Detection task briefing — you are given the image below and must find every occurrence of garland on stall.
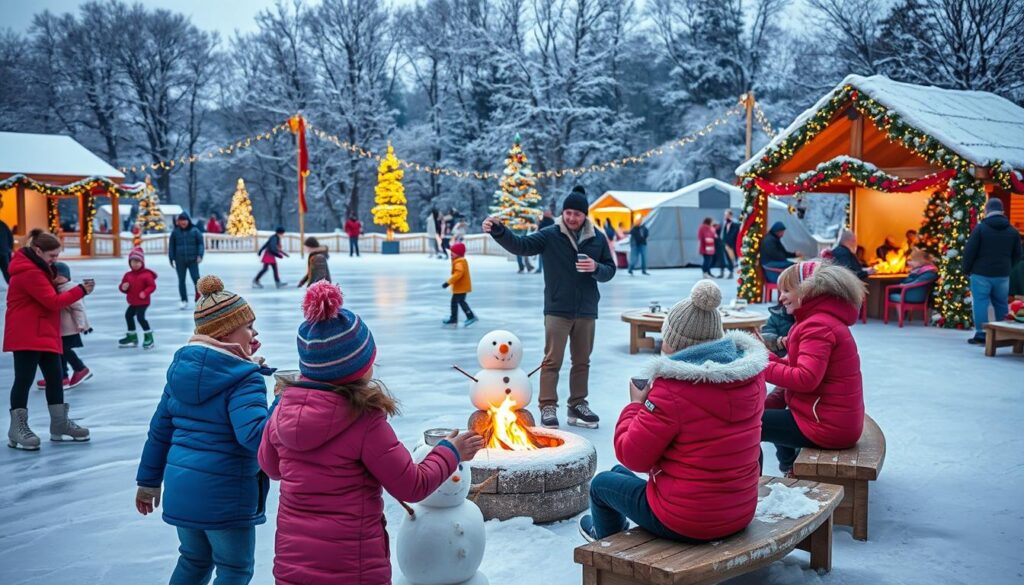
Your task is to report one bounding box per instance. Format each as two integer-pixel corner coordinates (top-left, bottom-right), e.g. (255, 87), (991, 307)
(990, 161), (1024, 194)
(738, 82), (997, 328)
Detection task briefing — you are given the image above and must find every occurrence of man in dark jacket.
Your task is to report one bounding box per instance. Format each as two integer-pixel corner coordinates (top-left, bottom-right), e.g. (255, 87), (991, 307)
(718, 210), (740, 279)
(483, 186), (615, 429)
(0, 219), (13, 283)
(760, 221), (800, 282)
(963, 198), (1022, 344)
(829, 229), (871, 281)
(628, 216), (649, 276)
(169, 212), (205, 309)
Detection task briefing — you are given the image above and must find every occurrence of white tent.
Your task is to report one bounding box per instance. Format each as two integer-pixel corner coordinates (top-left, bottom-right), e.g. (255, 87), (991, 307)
(615, 178), (818, 268)
(159, 204), (184, 223)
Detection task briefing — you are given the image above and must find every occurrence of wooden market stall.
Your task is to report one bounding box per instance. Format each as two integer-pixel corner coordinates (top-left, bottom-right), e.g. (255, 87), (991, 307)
(0, 132), (143, 257)
(735, 74), (1024, 328)
(589, 190), (679, 231)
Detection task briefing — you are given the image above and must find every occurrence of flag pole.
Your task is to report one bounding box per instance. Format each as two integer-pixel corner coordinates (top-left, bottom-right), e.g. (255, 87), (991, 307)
(297, 115), (306, 259)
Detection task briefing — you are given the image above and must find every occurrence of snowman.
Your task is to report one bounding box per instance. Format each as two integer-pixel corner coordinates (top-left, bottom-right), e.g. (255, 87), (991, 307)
(454, 330), (538, 439)
(396, 443), (489, 585)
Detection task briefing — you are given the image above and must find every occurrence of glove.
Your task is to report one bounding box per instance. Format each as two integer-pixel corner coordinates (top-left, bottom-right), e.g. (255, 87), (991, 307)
(119, 282), (130, 292)
(170, 259), (175, 268)
(196, 256), (203, 264)
(82, 328), (93, 335)
(442, 282), (450, 289)
(136, 486), (162, 515)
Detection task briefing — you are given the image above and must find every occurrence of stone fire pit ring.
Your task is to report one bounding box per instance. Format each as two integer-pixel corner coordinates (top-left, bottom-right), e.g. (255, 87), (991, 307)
(467, 428), (597, 523)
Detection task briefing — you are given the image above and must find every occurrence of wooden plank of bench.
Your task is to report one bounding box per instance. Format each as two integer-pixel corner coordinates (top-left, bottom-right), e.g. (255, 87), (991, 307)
(855, 416), (885, 480)
(815, 450), (839, 477)
(575, 529), (659, 571)
(835, 446), (860, 480)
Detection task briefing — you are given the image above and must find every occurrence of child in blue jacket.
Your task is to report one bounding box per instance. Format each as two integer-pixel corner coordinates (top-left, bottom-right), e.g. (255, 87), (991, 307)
(135, 275), (275, 585)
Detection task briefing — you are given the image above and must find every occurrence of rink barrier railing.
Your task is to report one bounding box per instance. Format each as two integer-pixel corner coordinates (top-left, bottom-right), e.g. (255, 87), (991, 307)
(59, 232), (514, 258)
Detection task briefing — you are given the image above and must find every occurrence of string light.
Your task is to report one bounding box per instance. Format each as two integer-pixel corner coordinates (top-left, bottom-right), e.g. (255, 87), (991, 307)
(117, 123), (290, 175)
(753, 102), (777, 138)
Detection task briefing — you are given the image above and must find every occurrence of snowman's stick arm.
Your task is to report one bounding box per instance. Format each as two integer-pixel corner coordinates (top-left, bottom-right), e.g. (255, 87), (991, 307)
(398, 500), (416, 519)
(528, 364), (542, 377)
(452, 365), (478, 382)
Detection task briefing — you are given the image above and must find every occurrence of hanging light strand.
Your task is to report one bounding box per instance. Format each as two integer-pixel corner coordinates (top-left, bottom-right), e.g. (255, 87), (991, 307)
(117, 122), (291, 175)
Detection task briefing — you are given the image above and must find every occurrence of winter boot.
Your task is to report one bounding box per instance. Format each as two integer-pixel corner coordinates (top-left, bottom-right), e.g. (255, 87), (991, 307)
(540, 405), (559, 428)
(727, 269), (733, 279)
(67, 368), (93, 389)
(8, 409), (40, 451)
(464, 316), (479, 327)
(118, 332), (138, 348)
(37, 377), (70, 389)
(179, 300), (188, 310)
(48, 403), (90, 443)
(252, 279), (264, 289)
(143, 331), (155, 350)
(275, 281), (289, 289)
(441, 317), (458, 327)
(567, 402), (600, 429)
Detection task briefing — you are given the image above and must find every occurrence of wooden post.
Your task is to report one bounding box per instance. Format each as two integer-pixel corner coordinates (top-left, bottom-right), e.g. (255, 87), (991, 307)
(744, 92), (755, 161)
(78, 193), (92, 257)
(296, 117), (306, 259)
(111, 189), (121, 257)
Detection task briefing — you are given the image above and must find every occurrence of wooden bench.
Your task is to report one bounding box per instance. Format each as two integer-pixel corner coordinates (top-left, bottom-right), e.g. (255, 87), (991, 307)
(792, 414), (886, 541)
(983, 321), (1024, 357)
(574, 477), (843, 585)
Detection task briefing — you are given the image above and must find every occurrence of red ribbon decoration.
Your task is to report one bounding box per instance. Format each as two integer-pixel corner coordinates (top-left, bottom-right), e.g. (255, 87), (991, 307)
(736, 195), (761, 256)
(289, 115), (310, 214)
(1010, 170), (1024, 193)
(755, 168), (956, 196)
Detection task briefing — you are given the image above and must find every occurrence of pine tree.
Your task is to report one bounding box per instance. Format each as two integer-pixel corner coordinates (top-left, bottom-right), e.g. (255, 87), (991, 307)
(371, 143), (409, 239)
(918, 188), (944, 257)
(490, 134), (543, 232)
(226, 178), (257, 236)
(135, 175), (166, 234)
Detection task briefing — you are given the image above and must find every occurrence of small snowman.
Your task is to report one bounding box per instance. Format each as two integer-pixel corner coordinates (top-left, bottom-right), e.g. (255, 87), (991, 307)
(454, 330), (538, 441)
(396, 441), (489, 585)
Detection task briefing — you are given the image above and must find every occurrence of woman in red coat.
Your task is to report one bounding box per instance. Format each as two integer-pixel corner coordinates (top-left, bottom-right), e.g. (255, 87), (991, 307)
(761, 260), (866, 474)
(579, 280), (768, 542)
(698, 217), (717, 279)
(5, 229), (94, 450)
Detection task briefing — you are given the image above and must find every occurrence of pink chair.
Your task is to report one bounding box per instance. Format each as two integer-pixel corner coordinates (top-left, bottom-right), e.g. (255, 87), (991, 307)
(762, 266), (785, 303)
(857, 293), (868, 324)
(884, 281), (935, 327)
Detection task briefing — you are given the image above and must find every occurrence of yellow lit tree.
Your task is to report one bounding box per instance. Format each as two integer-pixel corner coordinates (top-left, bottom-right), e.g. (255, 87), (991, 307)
(491, 133), (543, 231)
(226, 178), (257, 236)
(371, 143), (409, 239)
(136, 175), (166, 233)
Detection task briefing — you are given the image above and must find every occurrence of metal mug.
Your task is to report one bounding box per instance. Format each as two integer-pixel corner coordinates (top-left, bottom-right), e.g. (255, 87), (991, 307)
(424, 428), (456, 446)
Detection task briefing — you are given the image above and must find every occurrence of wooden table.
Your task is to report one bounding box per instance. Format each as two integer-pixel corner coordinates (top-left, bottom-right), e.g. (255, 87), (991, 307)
(983, 321), (1024, 357)
(621, 309), (768, 354)
(866, 274), (907, 320)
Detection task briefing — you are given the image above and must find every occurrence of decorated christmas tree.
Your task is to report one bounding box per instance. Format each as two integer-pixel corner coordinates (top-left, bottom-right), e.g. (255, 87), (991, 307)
(491, 134), (543, 232)
(135, 176), (166, 234)
(917, 188), (945, 257)
(226, 178), (257, 236)
(370, 143), (409, 239)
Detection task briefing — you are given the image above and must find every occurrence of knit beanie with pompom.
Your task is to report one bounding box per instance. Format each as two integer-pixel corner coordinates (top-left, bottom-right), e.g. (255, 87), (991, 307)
(193, 275), (256, 338)
(662, 280), (724, 352)
(297, 281), (376, 384)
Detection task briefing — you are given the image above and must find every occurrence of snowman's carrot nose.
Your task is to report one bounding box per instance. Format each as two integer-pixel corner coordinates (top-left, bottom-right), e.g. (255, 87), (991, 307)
(452, 475), (461, 482)
(499, 344), (509, 354)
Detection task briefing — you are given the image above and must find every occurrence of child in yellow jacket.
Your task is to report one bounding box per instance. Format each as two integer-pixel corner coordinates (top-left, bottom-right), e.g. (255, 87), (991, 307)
(441, 242), (478, 327)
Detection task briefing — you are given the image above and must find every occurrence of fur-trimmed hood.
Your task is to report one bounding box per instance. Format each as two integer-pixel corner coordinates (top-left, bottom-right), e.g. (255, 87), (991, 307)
(642, 330), (768, 385)
(555, 216), (597, 251)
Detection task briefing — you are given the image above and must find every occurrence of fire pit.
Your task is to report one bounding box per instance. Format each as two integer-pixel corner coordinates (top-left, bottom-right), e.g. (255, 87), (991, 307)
(468, 427), (596, 523)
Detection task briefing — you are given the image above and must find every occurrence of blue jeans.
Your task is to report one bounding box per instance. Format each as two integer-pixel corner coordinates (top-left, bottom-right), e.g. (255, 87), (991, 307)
(349, 236), (360, 256)
(970, 274), (1009, 335)
(629, 244), (647, 274)
(175, 260), (201, 302)
(171, 527), (255, 585)
(589, 465), (706, 542)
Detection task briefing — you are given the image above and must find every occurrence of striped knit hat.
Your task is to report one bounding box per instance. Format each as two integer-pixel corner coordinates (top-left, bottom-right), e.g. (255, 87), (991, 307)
(194, 275), (256, 338)
(129, 246), (145, 265)
(298, 282), (376, 384)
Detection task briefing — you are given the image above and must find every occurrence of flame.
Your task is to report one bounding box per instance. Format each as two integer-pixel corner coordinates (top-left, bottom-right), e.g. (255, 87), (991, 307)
(486, 396), (538, 451)
(872, 249), (908, 275)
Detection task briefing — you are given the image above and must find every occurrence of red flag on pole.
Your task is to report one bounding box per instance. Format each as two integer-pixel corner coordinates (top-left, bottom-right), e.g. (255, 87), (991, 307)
(289, 115), (309, 214)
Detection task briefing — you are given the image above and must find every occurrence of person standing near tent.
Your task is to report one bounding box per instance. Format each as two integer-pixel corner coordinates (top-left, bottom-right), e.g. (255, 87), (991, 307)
(761, 221), (800, 282)
(628, 216), (649, 276)
(0, 218), (13, 284)
(698, 218), (717, 279)
(962, 198), (1022, 345)
(719, 210), (739, 279)
(483, 187), (615, 429)
(169, 212), (204, 310)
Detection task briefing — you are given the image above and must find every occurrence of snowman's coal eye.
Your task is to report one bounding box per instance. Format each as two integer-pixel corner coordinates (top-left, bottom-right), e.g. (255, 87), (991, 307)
(503, 376), (510, 383)
(508, 341), (513, 345)
(458, 464), (463, 471)
(492, 341), (497, 346)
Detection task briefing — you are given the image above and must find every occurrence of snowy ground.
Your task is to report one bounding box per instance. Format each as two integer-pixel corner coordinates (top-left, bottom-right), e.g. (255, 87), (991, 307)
(0, 253), (1021, 585)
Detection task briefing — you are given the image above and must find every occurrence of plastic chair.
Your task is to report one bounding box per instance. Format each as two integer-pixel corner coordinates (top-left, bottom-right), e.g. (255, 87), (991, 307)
(857, 293), (868, 324)
(883, 281), (935, 327)
(762, 266), (785, 303)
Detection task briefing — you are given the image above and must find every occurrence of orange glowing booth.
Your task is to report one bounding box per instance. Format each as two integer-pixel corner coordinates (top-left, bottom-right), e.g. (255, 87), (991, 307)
(0, 132), (144, 257)
(589, 190), (679, 234)
(735, 75), (1024, 329)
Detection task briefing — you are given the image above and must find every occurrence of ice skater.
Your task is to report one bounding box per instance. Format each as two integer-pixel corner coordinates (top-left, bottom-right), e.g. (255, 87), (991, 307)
(118, 247), (158, 350)
(253, 226), (289, 288)
(297, 236), (331, 287)
(441, 242), (478, 327)
(135, 275), (274, 584)
(35, 262), (93, 390)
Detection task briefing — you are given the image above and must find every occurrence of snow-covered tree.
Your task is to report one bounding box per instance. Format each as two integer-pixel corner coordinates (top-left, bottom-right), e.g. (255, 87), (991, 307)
(491, 134), (543, 232)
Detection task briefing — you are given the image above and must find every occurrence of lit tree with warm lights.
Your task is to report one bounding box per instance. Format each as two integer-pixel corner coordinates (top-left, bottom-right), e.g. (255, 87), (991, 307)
(371, 143), (409, 239)
(491, 134), (543, 232)
(917, 189), (944, 257)
(226, 178), (257, 236)
(135, 175), (166, 234)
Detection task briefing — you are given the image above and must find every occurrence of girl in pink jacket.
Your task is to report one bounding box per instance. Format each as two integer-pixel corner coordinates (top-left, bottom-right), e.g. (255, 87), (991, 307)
(258, 282), (483, 585)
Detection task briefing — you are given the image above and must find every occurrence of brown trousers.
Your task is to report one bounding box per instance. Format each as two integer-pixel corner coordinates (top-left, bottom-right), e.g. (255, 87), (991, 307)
(540, 315), (596, 408)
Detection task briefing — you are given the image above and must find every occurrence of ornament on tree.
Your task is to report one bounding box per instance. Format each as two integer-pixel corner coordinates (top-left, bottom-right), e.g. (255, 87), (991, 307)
(135, 176), (166, 234)
(490, 134), (543, 233)
(226, 178), (257, 236)
(371, 143), (409, 240)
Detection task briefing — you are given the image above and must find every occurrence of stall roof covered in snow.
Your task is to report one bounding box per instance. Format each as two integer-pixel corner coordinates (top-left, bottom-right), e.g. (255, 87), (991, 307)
(0, 132), (124, 180)
(736, 74), (1024, 175)
(159, 204), (183, 217)
(593, 190), (680, 211)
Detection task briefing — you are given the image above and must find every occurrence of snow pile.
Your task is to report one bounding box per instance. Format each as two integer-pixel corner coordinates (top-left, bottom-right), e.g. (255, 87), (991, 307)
(755, 484), (821, 523)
